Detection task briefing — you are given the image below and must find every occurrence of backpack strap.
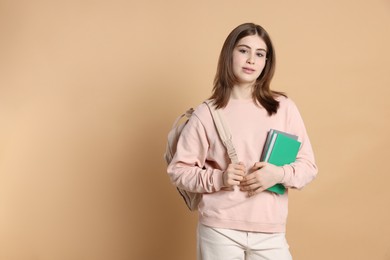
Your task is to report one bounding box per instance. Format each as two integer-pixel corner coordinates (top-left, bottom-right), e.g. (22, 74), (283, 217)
(204, 100), (239, 164)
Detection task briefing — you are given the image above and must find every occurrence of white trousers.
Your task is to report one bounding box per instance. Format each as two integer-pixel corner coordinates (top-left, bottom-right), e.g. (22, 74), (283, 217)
(197, 223), (292, 260)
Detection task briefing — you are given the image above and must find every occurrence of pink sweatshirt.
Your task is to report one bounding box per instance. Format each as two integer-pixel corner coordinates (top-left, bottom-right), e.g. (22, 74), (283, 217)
(167, 96), (318, 233)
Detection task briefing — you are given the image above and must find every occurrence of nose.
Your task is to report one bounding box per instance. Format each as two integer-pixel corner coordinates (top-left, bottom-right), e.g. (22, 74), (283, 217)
(247, 56), (255, 65)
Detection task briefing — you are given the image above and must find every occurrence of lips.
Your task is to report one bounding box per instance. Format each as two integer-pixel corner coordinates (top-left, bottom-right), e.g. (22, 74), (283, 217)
(242, 67), (256, 74)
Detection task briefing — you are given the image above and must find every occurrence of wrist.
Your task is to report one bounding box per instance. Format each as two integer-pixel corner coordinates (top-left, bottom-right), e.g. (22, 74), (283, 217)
(277, 167), (285, 183)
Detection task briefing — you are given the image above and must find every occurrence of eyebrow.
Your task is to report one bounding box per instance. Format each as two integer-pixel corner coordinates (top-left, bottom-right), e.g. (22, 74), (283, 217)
(236, 44), (267, 52)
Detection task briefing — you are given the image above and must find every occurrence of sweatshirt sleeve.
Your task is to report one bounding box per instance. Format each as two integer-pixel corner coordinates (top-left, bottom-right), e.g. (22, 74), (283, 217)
(280, 99), (318, 189)
(167, 112), (225, 193)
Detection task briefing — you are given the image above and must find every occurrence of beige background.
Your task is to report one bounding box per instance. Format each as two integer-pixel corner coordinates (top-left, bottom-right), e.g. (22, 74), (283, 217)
(0, 0), (389, 259)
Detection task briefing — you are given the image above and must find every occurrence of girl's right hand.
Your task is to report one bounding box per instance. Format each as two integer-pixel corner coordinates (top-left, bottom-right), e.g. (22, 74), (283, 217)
(222, 162), (246, 188)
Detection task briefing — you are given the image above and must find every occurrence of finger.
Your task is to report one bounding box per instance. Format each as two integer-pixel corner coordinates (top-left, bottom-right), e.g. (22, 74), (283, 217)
(248, 186), (266, 197)
(233, 174), (245, 181)
(240, 185), (254, 191)
(241, 178), (257, 186)
(226, 174), (241, 185)
(252, 187), (267, 196)
(253, 161), (267, 169)
(240, 182), (261, 191)
(243, 173), (256, 181)
(229, 180), (241, 186)
(231, 177), (244, 185)
(233, 164), (246, 172)
(228, 170), (244, 179)
(231, 169), (246, 178)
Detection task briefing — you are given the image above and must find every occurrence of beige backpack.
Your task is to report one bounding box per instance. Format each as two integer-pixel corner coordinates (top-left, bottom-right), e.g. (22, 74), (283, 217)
(164, 101), (238, 211)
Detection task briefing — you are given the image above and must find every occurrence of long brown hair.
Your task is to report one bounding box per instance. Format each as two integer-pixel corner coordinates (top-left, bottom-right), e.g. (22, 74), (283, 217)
(210, 23), (285, 115)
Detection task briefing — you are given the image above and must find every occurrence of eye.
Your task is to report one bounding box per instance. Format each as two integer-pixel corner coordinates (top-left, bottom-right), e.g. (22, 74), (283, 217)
(238, 49), (248, 54)
(256, 52), (265, 58)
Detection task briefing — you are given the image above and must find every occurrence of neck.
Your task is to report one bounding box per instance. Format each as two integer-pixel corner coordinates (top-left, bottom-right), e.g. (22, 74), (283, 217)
(231, 83), (253, 100)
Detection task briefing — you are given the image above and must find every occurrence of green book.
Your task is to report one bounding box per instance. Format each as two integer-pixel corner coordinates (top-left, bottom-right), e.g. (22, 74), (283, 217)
(261, 130), (301, 195)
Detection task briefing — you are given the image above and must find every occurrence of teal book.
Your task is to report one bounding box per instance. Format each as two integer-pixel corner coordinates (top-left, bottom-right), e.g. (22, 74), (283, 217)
(261, 130), (301, 195)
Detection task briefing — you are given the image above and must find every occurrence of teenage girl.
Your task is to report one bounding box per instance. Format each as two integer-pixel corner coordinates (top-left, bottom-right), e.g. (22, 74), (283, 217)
(167, 22), (318, 260)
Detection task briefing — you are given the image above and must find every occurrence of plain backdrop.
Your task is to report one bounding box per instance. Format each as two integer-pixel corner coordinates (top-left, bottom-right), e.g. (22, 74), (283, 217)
(1, 0), (390, 259)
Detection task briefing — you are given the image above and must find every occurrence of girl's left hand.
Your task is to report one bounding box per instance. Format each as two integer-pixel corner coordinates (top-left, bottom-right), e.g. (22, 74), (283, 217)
(240, 162), (284, 196)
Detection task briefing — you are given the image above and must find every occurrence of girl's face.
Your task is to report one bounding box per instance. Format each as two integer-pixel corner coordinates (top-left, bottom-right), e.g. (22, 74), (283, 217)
(232, 34), (267, 88)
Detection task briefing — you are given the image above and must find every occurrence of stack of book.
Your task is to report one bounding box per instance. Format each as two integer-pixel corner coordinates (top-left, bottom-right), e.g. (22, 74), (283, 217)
(260, 129), (301, 195)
